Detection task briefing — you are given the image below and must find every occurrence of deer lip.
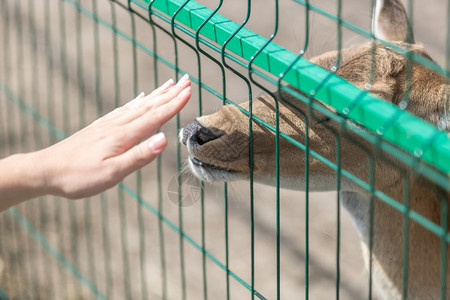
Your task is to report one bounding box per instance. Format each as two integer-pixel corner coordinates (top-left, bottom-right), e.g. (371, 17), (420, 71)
(190, 156), (234, 172)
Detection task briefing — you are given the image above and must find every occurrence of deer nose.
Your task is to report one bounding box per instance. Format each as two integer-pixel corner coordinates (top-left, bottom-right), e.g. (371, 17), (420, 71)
(182, 120), (220, 146)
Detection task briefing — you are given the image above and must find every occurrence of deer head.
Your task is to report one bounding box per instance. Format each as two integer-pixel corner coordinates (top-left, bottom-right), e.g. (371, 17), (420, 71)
(181, 0), (449, 298)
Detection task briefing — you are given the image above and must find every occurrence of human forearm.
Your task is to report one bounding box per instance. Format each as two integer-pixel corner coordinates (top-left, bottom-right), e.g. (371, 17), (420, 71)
(0, 151), (49, 211)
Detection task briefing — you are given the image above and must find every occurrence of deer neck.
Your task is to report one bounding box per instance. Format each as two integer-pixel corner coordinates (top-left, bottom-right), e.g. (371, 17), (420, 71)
(342, 176), (449, 299)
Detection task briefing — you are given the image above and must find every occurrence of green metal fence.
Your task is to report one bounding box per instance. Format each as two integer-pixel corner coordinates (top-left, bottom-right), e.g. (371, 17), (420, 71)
(0, 0), (449, 299)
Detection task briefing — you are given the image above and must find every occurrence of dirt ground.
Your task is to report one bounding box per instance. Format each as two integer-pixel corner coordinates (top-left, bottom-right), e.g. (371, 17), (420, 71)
(0, 0), (446, 299)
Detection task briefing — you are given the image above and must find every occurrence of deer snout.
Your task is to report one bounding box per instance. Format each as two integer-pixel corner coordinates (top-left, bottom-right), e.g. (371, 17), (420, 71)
(181, 120), (221, 147)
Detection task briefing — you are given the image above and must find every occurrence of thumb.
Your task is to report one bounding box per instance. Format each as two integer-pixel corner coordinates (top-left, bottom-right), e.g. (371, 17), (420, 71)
(117, 132), (167, 176)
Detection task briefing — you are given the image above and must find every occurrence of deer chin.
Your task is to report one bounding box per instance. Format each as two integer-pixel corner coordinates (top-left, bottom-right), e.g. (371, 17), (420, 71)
(187, 156), (244, 182)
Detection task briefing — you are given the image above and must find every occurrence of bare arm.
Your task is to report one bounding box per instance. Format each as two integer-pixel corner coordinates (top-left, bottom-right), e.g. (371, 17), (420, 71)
(0, 75), (191, 211)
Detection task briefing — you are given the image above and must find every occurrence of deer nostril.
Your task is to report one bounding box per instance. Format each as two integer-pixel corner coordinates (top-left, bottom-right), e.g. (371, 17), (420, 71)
(182, 120), (221, 146)
(195, 126), (219, 145)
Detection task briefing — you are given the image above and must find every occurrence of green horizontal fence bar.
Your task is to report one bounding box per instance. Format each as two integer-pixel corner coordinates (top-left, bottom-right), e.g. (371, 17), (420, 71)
(134, 0), (450, 177)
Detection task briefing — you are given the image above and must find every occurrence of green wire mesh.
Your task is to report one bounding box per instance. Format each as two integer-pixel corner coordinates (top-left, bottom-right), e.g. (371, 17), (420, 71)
(0, 0), (449, 299)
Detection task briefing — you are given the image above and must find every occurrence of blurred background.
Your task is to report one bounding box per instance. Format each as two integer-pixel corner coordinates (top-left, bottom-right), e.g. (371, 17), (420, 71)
(0, 0), (446, 299)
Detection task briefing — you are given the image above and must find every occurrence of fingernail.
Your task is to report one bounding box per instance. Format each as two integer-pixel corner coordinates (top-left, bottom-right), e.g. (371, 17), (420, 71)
(137, 92), (145, 98)
(148, 132), (166, 152)
(159, 78), (174, 91)
(176, 74), (189, 86)
(178, 86), (191, 98)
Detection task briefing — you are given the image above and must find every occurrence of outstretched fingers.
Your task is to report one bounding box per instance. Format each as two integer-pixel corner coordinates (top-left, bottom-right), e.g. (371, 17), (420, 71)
(124, 78), (175, 110)
(126, 82), (192, 142)
(108, 75), (190, 125)
(110, 79), (191, 176)
(143, 74), (190, 109)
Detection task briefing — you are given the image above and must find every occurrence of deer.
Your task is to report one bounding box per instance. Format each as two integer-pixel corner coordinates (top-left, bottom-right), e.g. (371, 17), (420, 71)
(180, 0), (449, 298)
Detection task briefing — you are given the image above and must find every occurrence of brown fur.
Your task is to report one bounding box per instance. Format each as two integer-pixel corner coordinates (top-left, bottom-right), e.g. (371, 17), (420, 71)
(181, 0), (449, 298)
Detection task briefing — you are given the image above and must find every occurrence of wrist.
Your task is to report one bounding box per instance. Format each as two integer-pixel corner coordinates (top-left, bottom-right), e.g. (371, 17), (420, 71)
(28, 149), (56, 197)
(17, 151), (50, 197)
(0, 151), (49, 211)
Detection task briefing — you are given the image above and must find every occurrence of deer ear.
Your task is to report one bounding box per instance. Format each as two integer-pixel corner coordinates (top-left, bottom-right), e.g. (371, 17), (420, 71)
(372, 0), (414, 43)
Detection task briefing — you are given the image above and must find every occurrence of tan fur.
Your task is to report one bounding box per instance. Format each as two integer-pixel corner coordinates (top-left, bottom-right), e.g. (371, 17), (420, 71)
(181, 0), (449, 298)
(373, 0), (414, 42)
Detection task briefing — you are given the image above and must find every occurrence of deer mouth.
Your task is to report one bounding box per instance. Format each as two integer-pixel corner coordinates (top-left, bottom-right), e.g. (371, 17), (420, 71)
(188, 156), (241, 182)
(180, 120), (245, 182)
(190, 156), (231, 171)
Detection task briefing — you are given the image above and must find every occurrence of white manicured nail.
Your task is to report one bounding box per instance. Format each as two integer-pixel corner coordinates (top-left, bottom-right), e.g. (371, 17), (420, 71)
(178, 86), (191, 98)
(159, 78), (174, 91)
(148, 132), (166, 152)
(176, 74), (189, 86)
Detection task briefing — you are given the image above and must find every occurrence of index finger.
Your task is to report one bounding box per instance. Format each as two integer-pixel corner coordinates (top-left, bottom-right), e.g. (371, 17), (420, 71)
(125, 85), (192, 144)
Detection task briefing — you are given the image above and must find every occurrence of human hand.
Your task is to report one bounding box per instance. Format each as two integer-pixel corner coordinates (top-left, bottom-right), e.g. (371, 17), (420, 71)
(37, 75), (191, 199)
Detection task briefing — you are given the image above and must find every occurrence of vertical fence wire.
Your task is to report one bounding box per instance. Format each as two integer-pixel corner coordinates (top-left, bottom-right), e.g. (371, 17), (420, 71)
(445, 0), (450, 129)
(334, 1), (343, 298)
(46, 0), (68, 296)
(367, 156), (375, 300)
(247, 0), (281, 298)
(0, 0), (13, 299)
(368, 1), (377, 296)
(100, 1), (115, 298)
(402, 174), (411, 298)
(399, 0), (414, 111)
(126, 3), (150, 297)
(146, 2), (169, 298)
(178, 1), (213, 297)
(170, 4), (187, 299)
(276, 2), (310, 298)
(442, 4), (450, 299)
(113, 1), (132, 298)
(14, 1), (39, 297)
(440, 192), (448, 300)
(218, 3), (254, 298)
(193, 2), (231, 299)
(92, 6), (105, 290)
(106, 2), (121, 298)
(307, 79), (340, 300)
(1, 1), (27, 298)
(29, 0), (52, 295)
(83, 0), (99, 292)
(84, 0), (98, 294)
(14, 0), (25, 152)
(57, 0), (85, 295)
(65, 0), (83, 288)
